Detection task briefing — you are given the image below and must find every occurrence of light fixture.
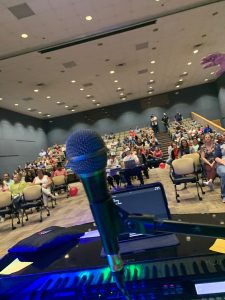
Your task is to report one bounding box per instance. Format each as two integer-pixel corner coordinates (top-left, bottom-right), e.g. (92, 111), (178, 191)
(204, 78), (209, 82)
(71, 109), (75, 112)
(86, 94), (91, 98)
(38, 111), (42, 114)
(148, 91), (153, 94)
(85, 15), (93, 21)
(183, 71), (188, 75)
(65, 105), (69, 108)
(21, 33), (28, 39)
(110, 70), (115, 74)
(96, 103), (100, 106)
(193, 49), (199, 54)
(56, 101), (61, 104)
(0, 97), (2, 100)
(210, 71), (215, 75)
(179, 78), (183, 82)
(149, 79), (154, 83)
(150, 71), (154, 74)
(187, 62), (192, 65)
(27, 108), (32, 111)
(119, 92), (124, 96)
(64, 254), (69, 259)
(46, 96), (51, 99)
(114, 79), (118, 83)
(70, 80), (76, 83)
(34, 89), (39, 92)
(176, 85), (180, 88)
(14, 103), (19, 106)
(92, 99), (96, 102)
(47, 114), (51, 117)
(80, 88), (84, 91)
(150, 60), (156, 64)
(149, 86), (153, 89)
(121, 97), (126, 100)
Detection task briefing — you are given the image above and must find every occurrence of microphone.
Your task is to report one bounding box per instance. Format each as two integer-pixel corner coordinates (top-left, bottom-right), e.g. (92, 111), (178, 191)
(66, 129), (130, 299)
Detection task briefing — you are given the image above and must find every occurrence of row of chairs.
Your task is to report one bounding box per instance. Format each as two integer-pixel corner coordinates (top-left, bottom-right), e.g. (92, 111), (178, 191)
(0, 175), (70, 230)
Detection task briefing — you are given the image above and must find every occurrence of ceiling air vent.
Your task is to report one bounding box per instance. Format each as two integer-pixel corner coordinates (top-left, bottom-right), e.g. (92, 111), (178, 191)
(62, 61), (77, 68)
(22, 97), (33, 101)
(83, 82), (93, 87)
(138, 69), (148, 74)
(8, 3), (35, 19)
(116, 63), (126, 67)
(136, 42), (149, 51)
(36, 83), (46, 87)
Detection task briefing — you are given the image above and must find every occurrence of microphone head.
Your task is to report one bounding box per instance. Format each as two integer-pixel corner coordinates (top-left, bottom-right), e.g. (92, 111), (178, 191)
(66, 129), (107, 175)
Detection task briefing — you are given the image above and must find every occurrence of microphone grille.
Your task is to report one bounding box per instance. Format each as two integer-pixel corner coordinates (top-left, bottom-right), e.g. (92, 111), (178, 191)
(66, 129), (107, 174)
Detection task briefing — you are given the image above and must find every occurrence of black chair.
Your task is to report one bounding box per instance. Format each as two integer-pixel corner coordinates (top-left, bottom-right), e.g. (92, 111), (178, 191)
(170, 158), (204, 203)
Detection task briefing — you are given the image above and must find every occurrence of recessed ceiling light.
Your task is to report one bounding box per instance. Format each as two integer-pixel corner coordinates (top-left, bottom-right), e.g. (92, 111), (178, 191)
(204, 78), (209, 82)
(114, 79), (118, 83)
(150, 71), (154, 74)
(71, 109), (75, 112)
(21, 33), (28, 39)
(65, 105), (69, 108)
(0, 97), (2, 100)
(110, 70), (115, 74)
(155, 0), (160, 2)
(119, 92), (124, 96)
(56, 101), (61, 104)
(38, 112), (42, 114)
(187, 62), (192, 65)
(85, 15), (93, 21)
(47, 114), (51, 117)
(150, 60), (156, 64)
(46, 96), (51, 99)
(176, 85), (180, 88)
(193, 49), (199, 54)
(92, 99), (96, 102)
(71, 80), (76, 83)
(210, 71), (215, 75)
(14, 103), (19, 106)
(149, 86), (153, 89)
(86, 94), (91, 98)
(183, 71), (188, 75)
(148, 91), (153, 94)
(27, 108), (32, 111)
(179, 78), (183, 82)
(80, 88), (84, 91)
(149, 79), (154, 83)
(96, 103), (100, 106)
(121, 97), (126, 100)
(34, 89), (39, 92)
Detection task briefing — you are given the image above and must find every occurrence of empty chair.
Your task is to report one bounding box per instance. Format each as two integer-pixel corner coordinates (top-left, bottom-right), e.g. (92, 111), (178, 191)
(170, 157), (204, 203)
(21, 185), (49, 226)
(51, 175), (69, 200)
(0, 191), (20, 230)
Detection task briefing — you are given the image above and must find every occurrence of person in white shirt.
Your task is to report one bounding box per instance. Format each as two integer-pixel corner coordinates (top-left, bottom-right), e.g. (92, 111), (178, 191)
(33, 169), (56, 213)
(106, 154), (121, 191)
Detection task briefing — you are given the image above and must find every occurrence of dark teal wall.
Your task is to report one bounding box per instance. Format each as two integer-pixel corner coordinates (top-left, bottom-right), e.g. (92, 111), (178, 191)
(216, 73), (225, 127)
(47, 82), (220, 145)
(0, 108), (48, 174)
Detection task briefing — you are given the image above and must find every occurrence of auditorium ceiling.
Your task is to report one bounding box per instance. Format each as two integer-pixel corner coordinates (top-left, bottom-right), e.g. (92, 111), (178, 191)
(0, 0), (224, 118)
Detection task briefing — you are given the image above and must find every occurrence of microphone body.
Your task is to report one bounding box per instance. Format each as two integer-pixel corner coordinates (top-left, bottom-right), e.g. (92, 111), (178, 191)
(66, 129), (128, 296)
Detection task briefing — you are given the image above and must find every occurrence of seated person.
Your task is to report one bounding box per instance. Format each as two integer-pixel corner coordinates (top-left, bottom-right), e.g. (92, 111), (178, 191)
(9, 173), (27, 209)
(53, 163), (68, 180)
(147, 146), (163, 168)
(122, 149), (144, 187)
(33, 169), (56, 208)
(106, 153), (121, 190)
(203, 124), (213, 134)
(0, 178), (9, 192)
(24, 169), (35, 183)
(3, 173), (14, 187)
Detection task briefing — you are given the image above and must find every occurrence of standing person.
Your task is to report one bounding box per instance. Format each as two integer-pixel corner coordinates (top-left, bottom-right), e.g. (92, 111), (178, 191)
(200, 134), (217, 191)
(174, 112), (183, 124)
(161, 113), (169, 132)
(150, 114), (159, 134)
(215, 132), (225, 202)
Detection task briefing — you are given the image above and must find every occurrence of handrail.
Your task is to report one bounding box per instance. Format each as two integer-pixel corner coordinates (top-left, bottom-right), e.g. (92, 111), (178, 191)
(191, 112), (225, 134)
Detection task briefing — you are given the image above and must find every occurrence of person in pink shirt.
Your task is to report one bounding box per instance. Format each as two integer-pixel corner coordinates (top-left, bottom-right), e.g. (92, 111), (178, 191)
(53, 163), (67, 179)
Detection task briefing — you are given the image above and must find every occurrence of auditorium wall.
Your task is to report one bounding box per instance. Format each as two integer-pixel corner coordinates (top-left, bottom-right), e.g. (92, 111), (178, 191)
(216, 73), (225, 127)
(47, 82), (220, 145)
(0, 108), (48, 174)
